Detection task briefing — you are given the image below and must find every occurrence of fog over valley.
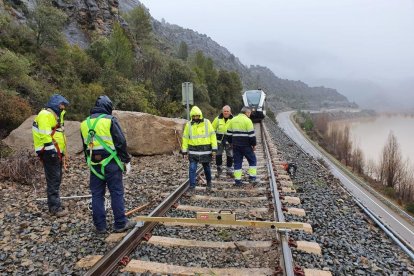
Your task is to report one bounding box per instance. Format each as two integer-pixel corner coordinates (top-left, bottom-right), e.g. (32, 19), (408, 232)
(140, 0), (414, 112)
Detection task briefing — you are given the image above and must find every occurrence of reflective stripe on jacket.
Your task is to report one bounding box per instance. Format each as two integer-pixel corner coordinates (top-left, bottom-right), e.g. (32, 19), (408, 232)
(32, 109), (66, 154)
(182, 118), (218, 156)
(212, 114), (233, 142)
(80, 114), (115, 151)
(227, 113), (256, 147)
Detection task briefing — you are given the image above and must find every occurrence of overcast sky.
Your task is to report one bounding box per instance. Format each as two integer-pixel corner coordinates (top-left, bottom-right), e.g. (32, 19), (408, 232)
(139, 0), (414, 108)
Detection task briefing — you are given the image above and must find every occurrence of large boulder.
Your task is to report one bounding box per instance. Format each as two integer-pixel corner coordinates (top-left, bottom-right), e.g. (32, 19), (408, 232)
(113, 111), (186, 155)
(3, 111), (186, 156)
(3, 116), (83, 155)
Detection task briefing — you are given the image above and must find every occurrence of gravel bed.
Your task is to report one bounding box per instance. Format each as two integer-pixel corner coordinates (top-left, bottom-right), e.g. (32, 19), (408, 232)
(3, 118), (411, 275)
(152, 224), (276, 242)
(200, 189), (267, 198)
(167, 208), (274, 221)
(0, 153), (187, 274)
(178, 198), (268, 209)
(131, 243), (279, 269)
(265, 118), (414, 275)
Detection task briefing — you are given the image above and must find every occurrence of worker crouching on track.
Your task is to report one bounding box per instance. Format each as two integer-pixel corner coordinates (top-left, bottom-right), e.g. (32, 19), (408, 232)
(227, 106), (257, 186)
(80, 96), (135, 234)
(32, 94), (70, 217)
(181, 106), (218, 192)
(212, 105), (234, 177)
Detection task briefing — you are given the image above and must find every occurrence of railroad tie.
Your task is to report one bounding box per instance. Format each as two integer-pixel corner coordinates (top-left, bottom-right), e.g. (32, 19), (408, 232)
(121, 260), (274, 275)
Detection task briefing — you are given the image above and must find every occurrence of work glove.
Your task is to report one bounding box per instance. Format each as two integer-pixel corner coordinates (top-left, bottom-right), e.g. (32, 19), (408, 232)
(124, 162), (131, 175)
(211, 152), (216, 162)
(180, 150), (188, 160)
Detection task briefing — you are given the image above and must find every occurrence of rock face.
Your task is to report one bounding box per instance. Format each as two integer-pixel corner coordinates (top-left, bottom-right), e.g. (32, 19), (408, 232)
(113, 111), (186, 155)
(3, 111), (186, 156)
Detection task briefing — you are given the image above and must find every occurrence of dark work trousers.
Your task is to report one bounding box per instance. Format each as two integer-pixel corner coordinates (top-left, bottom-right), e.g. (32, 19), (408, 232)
(216, 141), (233, 168)
(90, 160), (127, 231)
(233, 145), (257, 184)
(42, 153), (63, 213)
(189, 160), (212, 188)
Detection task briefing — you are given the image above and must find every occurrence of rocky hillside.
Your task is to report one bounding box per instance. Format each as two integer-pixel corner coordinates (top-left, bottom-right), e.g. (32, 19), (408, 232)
(5, 0), (356, 111)
(151, 19), (357, 111)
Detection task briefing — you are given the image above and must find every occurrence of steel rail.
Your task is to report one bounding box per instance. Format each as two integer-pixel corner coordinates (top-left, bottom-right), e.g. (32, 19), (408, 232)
(261, 122), (295, 276)
(85, 167), (203, 276)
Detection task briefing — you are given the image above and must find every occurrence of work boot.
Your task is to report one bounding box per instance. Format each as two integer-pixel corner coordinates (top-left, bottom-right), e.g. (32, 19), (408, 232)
(226, 167), (233, 177)
(216, 166), (222, 178)
(50, 208), (68, 217)
(114, 221), (136, 233)
(94, 228), (108, 235)
(248, 177), (259, 185)
(187, 186), (195, 196)
(206, 182), (212, 192)
(234, 180), (242, 187)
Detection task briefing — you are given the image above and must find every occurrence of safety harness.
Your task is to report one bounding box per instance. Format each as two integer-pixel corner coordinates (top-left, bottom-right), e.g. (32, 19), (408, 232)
(35, 108), (64, 161)
(37, 123), (62, 161)
(85, 114), (124, 180)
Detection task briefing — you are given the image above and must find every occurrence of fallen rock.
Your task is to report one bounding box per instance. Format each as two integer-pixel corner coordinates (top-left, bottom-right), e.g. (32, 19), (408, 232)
(3, 111), (187, 156)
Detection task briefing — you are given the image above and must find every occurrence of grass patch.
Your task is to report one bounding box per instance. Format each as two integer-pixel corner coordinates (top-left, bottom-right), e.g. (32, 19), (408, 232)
(217, 229), (232, 241)
(405, 203), (414, 215)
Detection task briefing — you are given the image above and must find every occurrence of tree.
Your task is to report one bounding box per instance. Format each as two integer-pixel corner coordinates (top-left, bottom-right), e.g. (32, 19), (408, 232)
(0, 90), (32, 135)
(314, 113), (329, 135)
(123, 5), (152, 43)
(351, 146), (364, 174)
(177, 41), (188, 61)
(339, 125), (352, 165)
(104, 23), (134, 78)
(29, 0), (67, 48)
(378, 131), (407, 188)
(0, 50), (31, 89)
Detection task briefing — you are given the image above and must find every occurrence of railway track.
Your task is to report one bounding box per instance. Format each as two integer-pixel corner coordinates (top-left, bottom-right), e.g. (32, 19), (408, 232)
(80, 123), (329, 275)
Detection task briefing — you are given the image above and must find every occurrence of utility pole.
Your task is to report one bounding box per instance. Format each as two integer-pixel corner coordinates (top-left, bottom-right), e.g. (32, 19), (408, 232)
(182, 82), (193, 121)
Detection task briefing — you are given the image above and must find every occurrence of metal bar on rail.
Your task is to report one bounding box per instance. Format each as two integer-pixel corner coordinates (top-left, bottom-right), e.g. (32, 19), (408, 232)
(85, 167), (203, 276)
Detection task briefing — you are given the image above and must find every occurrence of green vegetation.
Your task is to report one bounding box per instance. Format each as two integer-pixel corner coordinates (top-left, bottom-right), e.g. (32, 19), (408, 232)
(298, 111), (414, 213)
(406, 203), (414, 215)
(266, 109), (276, 123)
(0, 3), (243, 137)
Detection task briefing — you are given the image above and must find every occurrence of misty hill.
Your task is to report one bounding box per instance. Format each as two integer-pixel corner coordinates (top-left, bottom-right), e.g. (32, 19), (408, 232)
(312, 78), (414, 112)
(1, 0), (356, 117)
(151, 19), (356, 111)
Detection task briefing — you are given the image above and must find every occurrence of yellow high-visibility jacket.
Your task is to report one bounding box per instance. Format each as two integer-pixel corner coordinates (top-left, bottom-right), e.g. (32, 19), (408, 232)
(32, 109), (66, 155)
(227, 113), (256, 147)
(182, 106), (217, 161)
(212, 113), (233, 143)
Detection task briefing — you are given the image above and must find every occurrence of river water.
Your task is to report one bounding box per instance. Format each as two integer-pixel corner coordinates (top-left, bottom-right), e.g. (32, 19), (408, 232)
(333, 114), (414, 166)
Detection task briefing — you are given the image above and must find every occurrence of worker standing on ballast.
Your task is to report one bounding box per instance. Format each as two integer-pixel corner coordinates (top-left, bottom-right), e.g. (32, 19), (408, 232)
(212, 105), (234, 177)
(181, 106), (217, 192)
(227, 106), (257, 186)
(32, 94), (69, 217)
(80, 95), (135, 234)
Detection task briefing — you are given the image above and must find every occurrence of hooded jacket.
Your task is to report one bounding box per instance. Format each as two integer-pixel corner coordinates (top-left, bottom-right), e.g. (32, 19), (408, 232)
(182, 106), (217, 162)
(46, 94), (69, 117)
(80, 96), (131, 163)
(32, 94), (69, 156)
